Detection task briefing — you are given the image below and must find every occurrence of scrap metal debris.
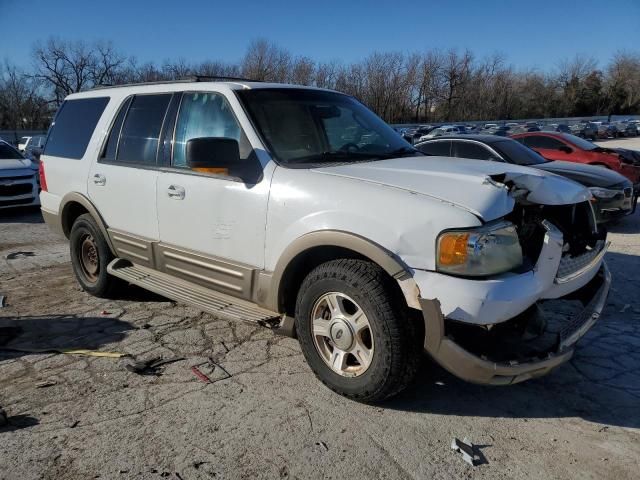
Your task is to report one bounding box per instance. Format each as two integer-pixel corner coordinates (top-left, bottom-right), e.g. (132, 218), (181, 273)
(35, 380), (57, 388)
(191, 365), (212, 383)
(0, 347), (127, 358)
(190, 358), (232, 384)
(451, 437), (478, 466)
(5, 251), (35, 260)
(125, 357), (184, 376)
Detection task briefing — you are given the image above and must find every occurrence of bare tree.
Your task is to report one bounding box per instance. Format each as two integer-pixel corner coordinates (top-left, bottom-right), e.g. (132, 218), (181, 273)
(0, 61), (49, 131)
(31, 38), (127, 104)
(241, 38), (291, 81)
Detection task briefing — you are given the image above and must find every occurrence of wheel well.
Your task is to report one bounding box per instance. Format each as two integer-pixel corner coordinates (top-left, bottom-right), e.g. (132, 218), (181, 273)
(277, 246), (407, 317)
(61, 201), (89, 238)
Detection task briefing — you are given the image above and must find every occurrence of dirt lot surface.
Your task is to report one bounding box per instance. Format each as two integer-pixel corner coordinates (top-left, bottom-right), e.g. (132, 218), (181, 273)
(1, 140), (640, 479)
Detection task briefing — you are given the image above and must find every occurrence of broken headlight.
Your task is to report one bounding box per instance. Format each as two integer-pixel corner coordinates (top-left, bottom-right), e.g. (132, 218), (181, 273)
(436, 222), (523, 276)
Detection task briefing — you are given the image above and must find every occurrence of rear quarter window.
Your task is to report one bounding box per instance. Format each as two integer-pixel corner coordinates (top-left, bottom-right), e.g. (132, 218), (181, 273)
(44, 97), (110, 159)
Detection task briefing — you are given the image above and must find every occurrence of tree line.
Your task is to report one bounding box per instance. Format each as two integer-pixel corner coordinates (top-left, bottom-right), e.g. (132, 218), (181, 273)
(1, 37), (639, 131)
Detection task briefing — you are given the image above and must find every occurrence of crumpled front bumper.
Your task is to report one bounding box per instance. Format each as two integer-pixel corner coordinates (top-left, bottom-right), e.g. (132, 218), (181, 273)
(420, 263), (611, 385)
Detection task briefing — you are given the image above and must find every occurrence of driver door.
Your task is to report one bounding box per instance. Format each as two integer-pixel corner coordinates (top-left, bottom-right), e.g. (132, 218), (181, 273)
(155, 91), (272, 299)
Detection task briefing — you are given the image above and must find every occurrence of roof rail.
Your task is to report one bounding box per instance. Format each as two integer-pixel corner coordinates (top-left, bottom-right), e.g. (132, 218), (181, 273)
(91, 75), (263, 91)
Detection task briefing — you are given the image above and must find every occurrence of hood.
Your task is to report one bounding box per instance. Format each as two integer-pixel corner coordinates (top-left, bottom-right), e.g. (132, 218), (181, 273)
(314, 156), (591, 221)
(0, 158), (33, 171)
(535, 160), (631, 188)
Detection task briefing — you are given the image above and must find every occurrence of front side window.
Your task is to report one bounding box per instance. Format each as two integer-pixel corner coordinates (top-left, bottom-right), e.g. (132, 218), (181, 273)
(44, 97), (109, 159)
(173, 92), (242, 167)
(0, 142), (24, 160)
(117, 94), (171, 165)
(416, 141), (451, 156)
(560, 133), (597, 151)
(492, 140), (548, 166)
(237, 88), (413, 165)
(452, 142), (496, 160)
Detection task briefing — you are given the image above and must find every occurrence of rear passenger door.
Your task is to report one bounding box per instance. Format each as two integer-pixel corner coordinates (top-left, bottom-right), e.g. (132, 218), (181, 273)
(88, 93), (177, 266)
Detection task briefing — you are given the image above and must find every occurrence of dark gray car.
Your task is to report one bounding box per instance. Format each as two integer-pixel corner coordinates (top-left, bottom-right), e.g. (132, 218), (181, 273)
(415, 135), (635, 223)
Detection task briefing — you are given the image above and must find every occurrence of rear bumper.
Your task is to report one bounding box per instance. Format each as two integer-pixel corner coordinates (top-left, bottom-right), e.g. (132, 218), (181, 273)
(420, 263), (611, 385)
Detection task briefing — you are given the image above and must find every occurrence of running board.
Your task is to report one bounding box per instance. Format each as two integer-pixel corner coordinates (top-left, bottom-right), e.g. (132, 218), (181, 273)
(107, 258), (282, 326)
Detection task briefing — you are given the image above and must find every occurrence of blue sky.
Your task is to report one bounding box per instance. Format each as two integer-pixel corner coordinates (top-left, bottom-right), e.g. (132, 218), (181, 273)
(1, 0), (638, 71)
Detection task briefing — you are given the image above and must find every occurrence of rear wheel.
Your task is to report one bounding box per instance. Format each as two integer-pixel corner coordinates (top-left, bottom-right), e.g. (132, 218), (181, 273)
(295, 259), (422, 403)
(70, 213), (121, 298)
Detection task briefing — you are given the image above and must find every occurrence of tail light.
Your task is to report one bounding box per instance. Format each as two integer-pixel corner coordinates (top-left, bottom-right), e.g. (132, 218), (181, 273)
(39, 160), (48, 192)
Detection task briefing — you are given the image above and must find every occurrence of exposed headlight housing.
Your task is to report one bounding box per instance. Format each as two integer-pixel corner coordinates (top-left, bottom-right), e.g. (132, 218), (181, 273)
(588, 187), (619, 199)
(436, 222), (523, 276)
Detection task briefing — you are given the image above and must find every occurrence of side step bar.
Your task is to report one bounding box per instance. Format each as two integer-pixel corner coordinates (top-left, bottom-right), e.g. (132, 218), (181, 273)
(107, 258), (282, 326)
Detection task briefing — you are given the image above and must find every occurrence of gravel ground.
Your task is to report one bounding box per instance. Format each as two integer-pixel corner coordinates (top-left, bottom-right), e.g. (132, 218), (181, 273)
(1, 139), (640, 479)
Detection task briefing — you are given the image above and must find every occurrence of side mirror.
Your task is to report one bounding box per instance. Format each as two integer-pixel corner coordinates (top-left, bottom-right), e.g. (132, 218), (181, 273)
(558, 145), (573, 154)
(185, 137), (241, 169)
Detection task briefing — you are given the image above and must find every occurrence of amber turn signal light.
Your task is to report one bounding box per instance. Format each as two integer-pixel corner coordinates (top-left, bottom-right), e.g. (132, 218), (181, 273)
(438, 233), (469, 266)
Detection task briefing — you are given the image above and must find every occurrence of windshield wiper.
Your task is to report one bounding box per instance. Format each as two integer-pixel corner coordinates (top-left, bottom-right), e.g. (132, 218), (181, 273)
(289, 147), (421, 164)
(290, 151), (384, 164)
(378, 147), (421, 159)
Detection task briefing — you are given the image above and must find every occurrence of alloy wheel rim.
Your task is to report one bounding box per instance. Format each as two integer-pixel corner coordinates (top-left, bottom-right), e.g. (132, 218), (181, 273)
(311, 292), (374, 377)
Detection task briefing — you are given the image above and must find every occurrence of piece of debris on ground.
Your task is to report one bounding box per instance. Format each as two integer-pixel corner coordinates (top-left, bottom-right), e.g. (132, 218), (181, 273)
(451, 437), (478, 466)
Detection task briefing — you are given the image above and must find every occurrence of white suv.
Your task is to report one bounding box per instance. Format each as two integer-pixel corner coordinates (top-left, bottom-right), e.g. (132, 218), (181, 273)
(40, 78), (610, 401)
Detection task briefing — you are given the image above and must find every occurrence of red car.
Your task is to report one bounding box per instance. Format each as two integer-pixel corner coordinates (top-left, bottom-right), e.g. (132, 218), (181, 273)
(511, 132), (640, 185)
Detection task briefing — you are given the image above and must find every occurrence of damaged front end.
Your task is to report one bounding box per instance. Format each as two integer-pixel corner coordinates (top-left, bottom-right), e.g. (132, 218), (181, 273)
(417, 171), (611, 385)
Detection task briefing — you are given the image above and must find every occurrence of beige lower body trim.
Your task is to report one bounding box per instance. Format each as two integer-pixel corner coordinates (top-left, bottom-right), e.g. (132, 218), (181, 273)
(106, 229), (258, 301)
(41, 208), (64, 237)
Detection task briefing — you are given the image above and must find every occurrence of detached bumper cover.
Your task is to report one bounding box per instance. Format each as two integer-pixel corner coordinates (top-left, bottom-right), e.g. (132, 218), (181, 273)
(420, 263), (611, 385)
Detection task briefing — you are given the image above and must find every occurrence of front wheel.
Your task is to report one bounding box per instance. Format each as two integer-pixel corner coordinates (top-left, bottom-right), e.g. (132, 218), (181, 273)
(295, 259), (422, 402)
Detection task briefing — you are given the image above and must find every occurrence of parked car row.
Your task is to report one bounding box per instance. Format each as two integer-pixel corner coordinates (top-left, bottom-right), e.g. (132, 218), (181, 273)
(398, 119), (640, 144)
(0, 140), (41, 209)
(415, 134), (636, 224)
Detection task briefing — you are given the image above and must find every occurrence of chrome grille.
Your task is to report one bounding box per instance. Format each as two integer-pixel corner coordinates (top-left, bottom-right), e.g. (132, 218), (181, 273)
(556, 240), (607, 283)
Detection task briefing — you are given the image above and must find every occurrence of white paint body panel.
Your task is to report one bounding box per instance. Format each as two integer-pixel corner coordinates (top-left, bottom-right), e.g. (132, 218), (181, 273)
(156, 164), (274, 267)
(265, 165), (482, 272)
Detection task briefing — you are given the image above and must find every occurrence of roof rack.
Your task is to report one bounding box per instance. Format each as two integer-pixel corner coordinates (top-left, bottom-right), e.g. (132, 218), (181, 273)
(91, 75), (263, 90)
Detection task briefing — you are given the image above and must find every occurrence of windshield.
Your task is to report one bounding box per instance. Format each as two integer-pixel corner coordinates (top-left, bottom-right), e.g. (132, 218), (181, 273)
(0, 142), (24, 160)
(236, 88), (415, 165)
(492, 139), (548, 166)
(560, 133), (597, 151)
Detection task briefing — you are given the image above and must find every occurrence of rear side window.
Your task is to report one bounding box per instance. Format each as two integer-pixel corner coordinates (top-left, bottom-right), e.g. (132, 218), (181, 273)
(523, 135), (564, 149)
(116, 94), (171, 165)
(44, 97), (109, 159)
(416, 141), (451, 156)
(101, 97), (132, 161)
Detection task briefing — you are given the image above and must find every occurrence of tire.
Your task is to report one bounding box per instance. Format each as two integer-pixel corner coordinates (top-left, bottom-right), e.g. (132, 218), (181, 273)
(69, 213), (120, 298)
(295, 259), (422, 403)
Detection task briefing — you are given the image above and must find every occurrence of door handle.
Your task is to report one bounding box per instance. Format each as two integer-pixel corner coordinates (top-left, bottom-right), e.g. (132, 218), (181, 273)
(93, 173), (106, 186)
(167, 184), (185, 200)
